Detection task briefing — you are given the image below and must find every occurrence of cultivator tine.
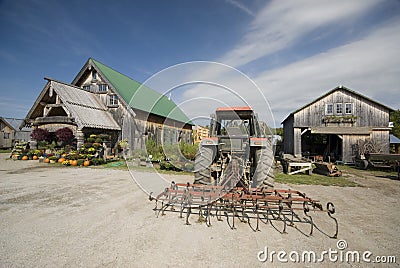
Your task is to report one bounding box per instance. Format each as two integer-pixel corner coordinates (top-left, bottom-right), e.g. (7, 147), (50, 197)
(327, 202), (338, 239)
(150, 182), (338, 237)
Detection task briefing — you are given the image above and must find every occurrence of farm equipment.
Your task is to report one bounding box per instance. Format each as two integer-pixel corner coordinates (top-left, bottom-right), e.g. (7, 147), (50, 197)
(149, 107), (338, 237)
(149, 181), (338, 238)
(353, 139), (400, 172)
(193, 107), (274, 189)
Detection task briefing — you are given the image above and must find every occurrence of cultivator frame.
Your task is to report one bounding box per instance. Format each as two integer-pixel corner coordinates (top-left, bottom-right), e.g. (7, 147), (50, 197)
(149, 182), (338, 238)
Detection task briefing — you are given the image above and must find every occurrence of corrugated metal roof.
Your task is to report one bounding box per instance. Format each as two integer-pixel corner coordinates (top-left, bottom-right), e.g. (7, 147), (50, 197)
(90, 59), (193, 125)
(390, 134), (400, 144)
(50, 80), (120, 130)
(311, 127), (372, 135)
(1, 117), (31, 131)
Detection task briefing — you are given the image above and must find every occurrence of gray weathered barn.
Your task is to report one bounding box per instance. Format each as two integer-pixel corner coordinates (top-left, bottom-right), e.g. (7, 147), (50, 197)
(282, 86), (394, 163)
(0, 117), (31, 149)
(23, 58), (193, 152)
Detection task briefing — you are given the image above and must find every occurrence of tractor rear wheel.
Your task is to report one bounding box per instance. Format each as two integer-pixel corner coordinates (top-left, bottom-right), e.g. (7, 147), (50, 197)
(194, 145), (216, 184)
(253, 145), (275, 188)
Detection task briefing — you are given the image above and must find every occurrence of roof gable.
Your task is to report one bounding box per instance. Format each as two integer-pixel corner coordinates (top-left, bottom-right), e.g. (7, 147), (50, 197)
(85, 58), (192, 125)
(1, 117), (31, 131)
(25, 79), (120, 130)
(282, 85), (394, 123)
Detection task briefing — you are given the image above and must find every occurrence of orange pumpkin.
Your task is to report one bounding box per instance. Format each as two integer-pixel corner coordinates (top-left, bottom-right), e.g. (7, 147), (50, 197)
(58, 158), (65, 163)
(32, 155), (38, 160)
(44, 158), (50, 163)
(22, 155), (29, 160)
(70, 160), (78, 166)
(83, 160), (90, 166)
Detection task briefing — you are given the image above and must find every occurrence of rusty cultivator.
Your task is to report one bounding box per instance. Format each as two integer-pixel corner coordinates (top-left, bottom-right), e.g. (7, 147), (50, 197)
(149, 182), (338, 238)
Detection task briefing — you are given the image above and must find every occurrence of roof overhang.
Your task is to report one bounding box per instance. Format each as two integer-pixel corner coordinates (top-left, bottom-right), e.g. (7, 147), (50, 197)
(310, 127), (372, 135)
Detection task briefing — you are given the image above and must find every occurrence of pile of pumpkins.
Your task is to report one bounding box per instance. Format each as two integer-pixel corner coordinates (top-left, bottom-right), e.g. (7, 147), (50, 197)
(42, 156), (91, 167)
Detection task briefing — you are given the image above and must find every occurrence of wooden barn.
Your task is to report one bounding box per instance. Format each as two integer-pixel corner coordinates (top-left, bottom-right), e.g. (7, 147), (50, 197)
(282, 86), (394, 164)
(0, 117), (31, 149)
(23, 58), (193, 152)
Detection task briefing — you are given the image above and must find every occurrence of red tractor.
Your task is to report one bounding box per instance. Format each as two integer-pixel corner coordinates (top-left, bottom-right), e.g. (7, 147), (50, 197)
(194, 107), (274, 189)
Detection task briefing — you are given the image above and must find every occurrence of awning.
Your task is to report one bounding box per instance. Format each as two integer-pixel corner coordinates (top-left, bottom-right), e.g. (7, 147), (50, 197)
(310, 127), (372, 135)
(390, 134), (400, 144)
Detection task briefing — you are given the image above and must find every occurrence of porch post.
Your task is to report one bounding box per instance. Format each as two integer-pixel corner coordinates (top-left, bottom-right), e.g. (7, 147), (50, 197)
(76, 129), (84, 149)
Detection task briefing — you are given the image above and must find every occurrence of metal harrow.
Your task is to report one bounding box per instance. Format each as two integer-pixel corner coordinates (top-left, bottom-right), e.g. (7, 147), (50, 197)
(149, 182), (338, 238)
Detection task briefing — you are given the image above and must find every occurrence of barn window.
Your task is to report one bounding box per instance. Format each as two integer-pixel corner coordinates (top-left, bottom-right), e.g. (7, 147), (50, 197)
(83, 85), (91, 91)
(98, 84), (108, 92)
(92, 71), (97, 79)
(345, 103), (352, 114)
(4, 133), (10, 139)
(326, 104), (333, 115)
(109, 95), (118, 106)
(336, 103), (343, 114)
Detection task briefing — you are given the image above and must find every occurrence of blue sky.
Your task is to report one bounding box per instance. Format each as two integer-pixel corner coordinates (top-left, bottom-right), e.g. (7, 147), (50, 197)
(0, 0), (399, 127)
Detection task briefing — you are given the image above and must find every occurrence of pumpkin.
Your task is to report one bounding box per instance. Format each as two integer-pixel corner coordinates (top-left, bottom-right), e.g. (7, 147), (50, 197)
(58, 157), (66, 163)
(83, 160), (90, 166)
(22, 155), (29, 160)
(44, 158), (50, 163)
(70, 160), (78, 166)
(32, 155), (38, 160)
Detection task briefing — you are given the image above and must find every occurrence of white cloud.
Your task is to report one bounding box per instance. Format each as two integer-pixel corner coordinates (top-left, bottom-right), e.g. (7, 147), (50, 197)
(219, 0), (379, 67)
(225, 0), (255, 17)
(253, 17), (400, 123)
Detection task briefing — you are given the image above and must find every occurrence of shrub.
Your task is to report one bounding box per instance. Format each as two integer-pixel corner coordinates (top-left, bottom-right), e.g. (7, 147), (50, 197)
(31, 128), (50, 141)
(55, 127), (74, 143)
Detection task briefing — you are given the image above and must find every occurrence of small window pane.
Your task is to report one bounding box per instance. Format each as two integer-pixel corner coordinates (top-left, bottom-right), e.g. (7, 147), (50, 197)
(336, 103), (342, 114)
(83, 85), (90, 91)
(4, 133), (10, 139)
(109, 95), (118, 106)
(345, 103), (352, 114)
(326, 104), (333, 115)
(98, 84), (108, 92)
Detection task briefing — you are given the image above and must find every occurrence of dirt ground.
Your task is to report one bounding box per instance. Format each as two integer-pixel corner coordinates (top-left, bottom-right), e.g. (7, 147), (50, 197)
(0, 153), (399, 267)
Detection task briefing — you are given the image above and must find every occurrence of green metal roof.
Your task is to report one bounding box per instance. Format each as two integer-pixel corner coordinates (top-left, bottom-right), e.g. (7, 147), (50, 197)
(91, 58), (192, 125)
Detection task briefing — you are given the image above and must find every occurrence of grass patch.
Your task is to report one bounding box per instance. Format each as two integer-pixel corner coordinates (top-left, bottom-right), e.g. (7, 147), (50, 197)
(0, 149), (11, 153)
(97, 161), (128, 170)
(275, 172), (358, 187)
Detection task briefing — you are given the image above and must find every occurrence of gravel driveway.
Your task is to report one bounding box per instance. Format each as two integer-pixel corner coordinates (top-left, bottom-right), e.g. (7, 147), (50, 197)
(0, 154), (399, 267)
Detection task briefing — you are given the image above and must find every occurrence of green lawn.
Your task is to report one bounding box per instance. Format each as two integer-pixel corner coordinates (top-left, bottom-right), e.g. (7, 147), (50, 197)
(275, 172), (358, 187)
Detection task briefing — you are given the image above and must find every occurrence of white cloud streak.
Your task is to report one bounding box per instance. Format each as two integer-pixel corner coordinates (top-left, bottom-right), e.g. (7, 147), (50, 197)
(219, 0), (379, 67)
(225, 0), (255, 17)
(254, 17), (400, 123)
(174, 1), (399, 127)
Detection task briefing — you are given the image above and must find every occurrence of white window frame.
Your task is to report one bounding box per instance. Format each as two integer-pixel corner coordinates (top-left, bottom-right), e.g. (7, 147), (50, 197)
(4, 132), (10, 139)
(83, 85), (91, 91)
(109, 95), (118, 106)
(345, 103), (353, 114)
(326, 103), (333, 115)
(335, 103), (343, 114)
(98, 84), (108, 92)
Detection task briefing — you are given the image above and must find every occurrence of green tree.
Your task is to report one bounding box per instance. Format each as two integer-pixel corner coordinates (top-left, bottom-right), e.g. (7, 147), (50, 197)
(390, 110), (400, 138)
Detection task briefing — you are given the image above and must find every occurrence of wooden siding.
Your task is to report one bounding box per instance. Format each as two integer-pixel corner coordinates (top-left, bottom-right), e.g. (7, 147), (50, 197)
(371, 130), (390, 154)
(0, 124), (14, 148)
(342, 134), (369, 163)
(293, 89), (390, 128)
(283, 87), (392, 162)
